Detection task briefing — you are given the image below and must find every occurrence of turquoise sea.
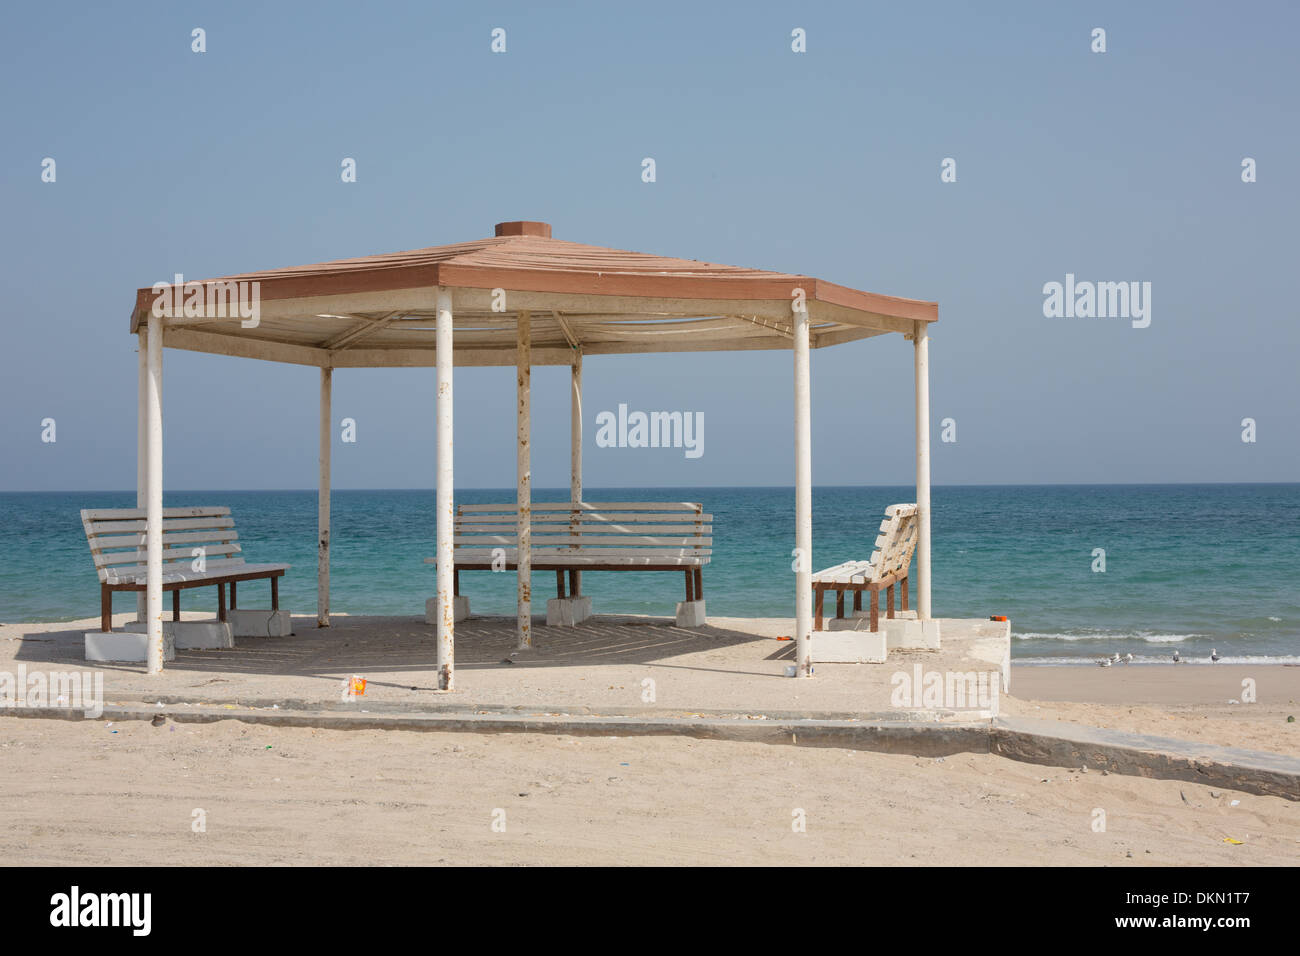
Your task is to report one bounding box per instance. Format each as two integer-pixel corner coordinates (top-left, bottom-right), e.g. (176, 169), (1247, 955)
(1, 484), (1296, 664)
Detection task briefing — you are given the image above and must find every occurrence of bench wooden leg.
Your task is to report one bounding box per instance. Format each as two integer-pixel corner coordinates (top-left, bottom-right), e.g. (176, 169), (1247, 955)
(814, 586), (824, 631)
(453, 569), (460, 596)
(230, 581), (237, 610)
(693, 567), (702, 599)
(901, 576), (909, 611)
(217, 583), (227, 623)
(271, 576), (279, 610)
(556, 569), (566, 598)
(685, 570), (694, 603)
(172, 590), (181, 621)
(853, 589), (862, 612)
(835, 589), (845, 619)
(569, 570), (579, 597)
(886, 583), (895, 620)
(101, 584), (112, 632)
(870, 589), (879, 632)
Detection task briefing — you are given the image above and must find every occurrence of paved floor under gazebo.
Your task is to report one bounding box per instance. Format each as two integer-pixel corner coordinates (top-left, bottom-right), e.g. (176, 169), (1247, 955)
(19, 612), (1011, 719)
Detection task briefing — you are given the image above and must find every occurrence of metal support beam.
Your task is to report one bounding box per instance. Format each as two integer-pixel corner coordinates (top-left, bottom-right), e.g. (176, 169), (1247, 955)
(570, 348), (582, 596)
(136, 329), (148, 622)
(318, 367), (332, 627)
(914, 321), (933, 619)
(516, 310), (532, 648)
(145, 314), (164, 673)
(793, 308), (813, 677)
(435, 289), (455, 688)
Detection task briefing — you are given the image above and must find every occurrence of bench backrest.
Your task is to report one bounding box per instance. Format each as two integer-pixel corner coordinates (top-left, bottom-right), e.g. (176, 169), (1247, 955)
(80, 507), (245, 584)
(869, 503), (918, 579)
(454, 501), (712, 563)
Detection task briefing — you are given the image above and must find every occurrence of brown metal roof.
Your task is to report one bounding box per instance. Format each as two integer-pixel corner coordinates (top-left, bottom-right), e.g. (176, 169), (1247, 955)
(131, 221), (937, 368)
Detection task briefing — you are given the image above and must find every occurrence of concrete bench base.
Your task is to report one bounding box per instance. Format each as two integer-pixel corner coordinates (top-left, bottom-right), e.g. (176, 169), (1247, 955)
(123, 619), (234, 649)
(546, 596), (592, 626)
(425, 595), (470, 625)
(86, 630), (176, 662)
(812, 629), (888, 663)
(675, 599), (706, 628)
(229, 609), (293, 638)
(859, 608), (917, 621)
(885, 618), (942, 651)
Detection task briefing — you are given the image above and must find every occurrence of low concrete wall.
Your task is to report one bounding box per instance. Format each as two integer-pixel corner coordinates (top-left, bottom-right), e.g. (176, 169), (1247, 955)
(991, 716), (1300, 801)
(5, 702), (1295, 800)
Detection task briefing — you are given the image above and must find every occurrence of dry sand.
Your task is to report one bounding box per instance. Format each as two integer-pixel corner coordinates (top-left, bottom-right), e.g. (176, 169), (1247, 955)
(1006, 665), (1300, 755)
(2, 616), (1296, 865)
(1, 717), (1295, 866)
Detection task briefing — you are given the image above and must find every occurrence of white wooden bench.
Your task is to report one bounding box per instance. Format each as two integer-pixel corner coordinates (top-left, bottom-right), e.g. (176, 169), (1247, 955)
(812, 503), (918, 631)
(81, 506), (289, 632)
(426, 501), (712, 615)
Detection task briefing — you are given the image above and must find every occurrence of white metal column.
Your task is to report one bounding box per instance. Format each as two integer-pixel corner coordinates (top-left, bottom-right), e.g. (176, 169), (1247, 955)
(318, 367), (332, 627)
(793, 309), (813, 677)
(569, 348), (582, 595)
(136, 329), (148, 622)
(435, 289), (455, 689)
(516, 310), (532, 648)
(145, 314), (164, 673)
(570, 349), (582, 502)
(914, 320), (932, 620)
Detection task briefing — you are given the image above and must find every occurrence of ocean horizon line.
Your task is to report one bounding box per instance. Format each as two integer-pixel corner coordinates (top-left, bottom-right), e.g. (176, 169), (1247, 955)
(3, 480), (1298, 495)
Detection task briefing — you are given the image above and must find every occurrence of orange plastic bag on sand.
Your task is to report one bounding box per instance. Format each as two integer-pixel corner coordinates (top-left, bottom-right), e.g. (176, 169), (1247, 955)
(348, 676), (367, 697)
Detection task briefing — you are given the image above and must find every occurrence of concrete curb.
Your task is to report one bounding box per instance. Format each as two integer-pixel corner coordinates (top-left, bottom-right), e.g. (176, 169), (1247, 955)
(991, 716), (1300, 801)
(47, 692), (991, 723)
(4, 704), (1296, 800)
(4, 703), (990, 754)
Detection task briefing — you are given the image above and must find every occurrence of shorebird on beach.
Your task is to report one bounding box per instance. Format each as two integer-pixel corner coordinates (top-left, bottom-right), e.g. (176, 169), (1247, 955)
(1096, 658), (1112, 667)
(1172, 650), (1181, 663)
(1123, 653), (1134, 664)
(1210, 648), (1221, 662)
(1110, 653), (1121, 664)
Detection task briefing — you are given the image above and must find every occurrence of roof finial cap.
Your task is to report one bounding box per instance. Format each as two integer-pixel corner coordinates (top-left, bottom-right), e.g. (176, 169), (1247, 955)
(494, 221), (551, 238)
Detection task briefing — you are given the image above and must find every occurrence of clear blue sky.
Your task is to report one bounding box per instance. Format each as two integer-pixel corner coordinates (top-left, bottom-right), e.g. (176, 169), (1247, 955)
(2, 0), (1296, 491)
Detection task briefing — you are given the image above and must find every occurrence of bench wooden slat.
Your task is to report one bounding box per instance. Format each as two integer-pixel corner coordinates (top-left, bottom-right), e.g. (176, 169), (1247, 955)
(104, 562), (289, 586)
(455, 517), (712, 530)
(458, 501), (702, 513)
(81, 506), (231, 520)
(86, 516), (236, 535)
(456, 526), (709, 536)
(429, 553), (710, 567)
(457, 512), (712, 520)
(453, 534), (711, 547)
(103, 556), (254, 580)
(438, 546), (713, 557)
(93, 543), (243, 566)
(91, 529), (242, 550)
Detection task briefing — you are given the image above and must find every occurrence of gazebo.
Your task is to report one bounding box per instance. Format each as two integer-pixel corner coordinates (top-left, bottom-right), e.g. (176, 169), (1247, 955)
(126, 220), (938, 685)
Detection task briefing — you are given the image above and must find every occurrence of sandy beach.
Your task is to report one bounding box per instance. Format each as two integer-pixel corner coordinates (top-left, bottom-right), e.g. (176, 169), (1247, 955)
(1, 615), (1296, 865)
(1004, 665), (1300, 755)
(1, 717), (1294, 866)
